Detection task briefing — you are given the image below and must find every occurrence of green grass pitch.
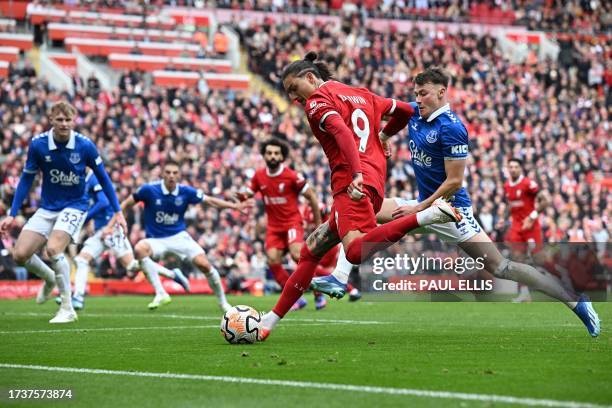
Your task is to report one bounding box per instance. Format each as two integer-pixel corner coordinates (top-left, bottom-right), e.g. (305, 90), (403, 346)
(1, 295), (611, 407)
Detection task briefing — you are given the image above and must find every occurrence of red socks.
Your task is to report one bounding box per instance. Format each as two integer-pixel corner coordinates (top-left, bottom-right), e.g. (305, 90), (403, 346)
(268, 263), (290, 287)
(272, 245), (321, 318)
(345, 214), (419, 264)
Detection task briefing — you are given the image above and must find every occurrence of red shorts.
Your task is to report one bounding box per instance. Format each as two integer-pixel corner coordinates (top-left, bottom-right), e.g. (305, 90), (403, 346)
(265, 224), (304, 251)
(329, 185), (383, 240)
(506, 227), (544, 253)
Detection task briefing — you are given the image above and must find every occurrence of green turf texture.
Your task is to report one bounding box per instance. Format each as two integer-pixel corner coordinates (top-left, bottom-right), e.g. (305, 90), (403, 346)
(0, 295), (610, 407)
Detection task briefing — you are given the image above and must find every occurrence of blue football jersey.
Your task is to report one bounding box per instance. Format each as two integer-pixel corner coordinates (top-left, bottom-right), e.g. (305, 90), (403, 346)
(23, 130), (105, 212)
(406, 102), (471, 208)
(133, 182), (206, 238)
(85, 172), (114, 231)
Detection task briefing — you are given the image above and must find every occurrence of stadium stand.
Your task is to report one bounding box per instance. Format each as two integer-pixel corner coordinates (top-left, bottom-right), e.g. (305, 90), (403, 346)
(0, 3), (609, 290)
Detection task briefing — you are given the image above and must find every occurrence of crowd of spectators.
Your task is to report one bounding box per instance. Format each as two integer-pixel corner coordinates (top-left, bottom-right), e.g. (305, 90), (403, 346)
(0, 11), (610, 284)
(237, 18), (611, 247)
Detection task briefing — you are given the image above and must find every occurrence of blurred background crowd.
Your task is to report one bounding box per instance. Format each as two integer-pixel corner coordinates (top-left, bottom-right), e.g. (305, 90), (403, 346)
(0, 2), (609, 284)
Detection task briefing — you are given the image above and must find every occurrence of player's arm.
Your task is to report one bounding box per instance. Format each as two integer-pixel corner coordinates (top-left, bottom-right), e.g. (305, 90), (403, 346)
(394, 159), (465, 218)
(203, 195), (253, 213)
(85, 188), (110, 224)
(87, 144), (126, 232)
(235, 186), (255, 202)
(376, 97), (415, 157)
(120, 194), (137, 212)
(522, 185), (547, 231)
(0, 142), (38, 236)
(392, 123), (467, 217)
(302, 186), (322, 226)
(323, 113), (364, 200)
(379, 99), (416, 140)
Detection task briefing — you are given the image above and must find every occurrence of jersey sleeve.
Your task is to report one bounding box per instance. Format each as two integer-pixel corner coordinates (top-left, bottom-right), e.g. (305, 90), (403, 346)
(133, 184), (150, 203)
(293, 172), (309, 194)
(88, 174), (102, 194)
(441, 123), (469, 161)
(527, 179), (539, 195)
(305, 92), (339, 132)
(248, 172), (260, 194)
(370, 92), (397, 119)
(187, 186), (208, 204)
(23, 140), (39, 174)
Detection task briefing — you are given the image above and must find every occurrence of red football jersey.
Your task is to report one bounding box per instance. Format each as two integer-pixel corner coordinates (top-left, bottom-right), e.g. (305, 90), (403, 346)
(249, 165), (307, 231)
(304, 81), (395, 198)
(504, 175), (539, 230)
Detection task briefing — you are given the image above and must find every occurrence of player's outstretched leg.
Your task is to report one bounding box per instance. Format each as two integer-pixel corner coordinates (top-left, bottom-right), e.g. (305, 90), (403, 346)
(153, 263), (190, 292)
(192, 254), (231, 312)
(312, 199), (461, 298)
(24, 254), (57, 304)
(141, 257), (172, 310)
(461, 236), (601, 337)
(45, 231), (78, 324)
(72, 255), (90, 310)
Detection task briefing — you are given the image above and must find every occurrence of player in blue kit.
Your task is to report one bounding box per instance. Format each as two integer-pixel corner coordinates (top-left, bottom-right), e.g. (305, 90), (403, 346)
(314, 67), (600, 337)
(0, 102), (126, 323)
(60, 170), (190, 310)
(122, 161), (252, 310)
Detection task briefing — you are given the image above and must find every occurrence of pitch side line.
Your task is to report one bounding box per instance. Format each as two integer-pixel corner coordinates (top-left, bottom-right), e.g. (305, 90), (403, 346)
(0, 363), (607, 408)
(2, 312), (392, 325)
(0, 325), (219, 335)
(0, 322), (380, 335)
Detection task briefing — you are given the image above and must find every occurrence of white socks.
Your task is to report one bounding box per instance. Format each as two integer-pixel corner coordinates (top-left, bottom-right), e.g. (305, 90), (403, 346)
(495, 259), (577, 308)
(49, 253), (72, 308)
(155, 264), (176, 279)
(262, 311), (281, 330)
(331, 245), (353, 284)
(205, 266), (228, 307)
(24, 254), (55, 284)
(140, 257), (168, 297)
(74, 256), (89, 298)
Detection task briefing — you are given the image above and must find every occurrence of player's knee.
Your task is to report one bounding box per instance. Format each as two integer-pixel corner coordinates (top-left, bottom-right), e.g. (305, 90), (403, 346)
(492, 258), (511, 278)
(12, 248), (31, 266)
(342, 241), (360, 265)
(192, 255), (211, 273)
(45, 242), (65, 258)
(300, 244), (320, 263)
(134, 242), (150, 259)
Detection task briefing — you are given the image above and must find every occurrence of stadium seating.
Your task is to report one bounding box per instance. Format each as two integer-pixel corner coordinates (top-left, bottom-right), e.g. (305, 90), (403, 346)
(0, 33), (32, 51)
(64, 38), (200, 57)
(0, 46), (19, 63)
(108, 54), (232, 73)
(48, 23), (197, 43)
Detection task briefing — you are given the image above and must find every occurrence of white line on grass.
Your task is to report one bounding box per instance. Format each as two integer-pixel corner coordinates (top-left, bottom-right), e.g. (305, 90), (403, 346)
(0, 325), (219, 334)
(0, 321), (377, 335)
(0, 363), (607, 408)
(1, 312), (392, 325)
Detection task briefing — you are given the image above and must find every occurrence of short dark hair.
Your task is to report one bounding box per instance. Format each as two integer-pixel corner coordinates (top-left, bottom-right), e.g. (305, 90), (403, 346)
(260, 137), (290, 160)
(508, 157), (523, 167)
(281, 51), (333, 83)
(164, 160), (180, 169)
(414, 67), (450, 87)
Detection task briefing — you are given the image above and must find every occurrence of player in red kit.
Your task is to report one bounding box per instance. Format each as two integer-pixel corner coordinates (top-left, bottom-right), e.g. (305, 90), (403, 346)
(504, 157), (547, 302)
(257, 52), (462, 341)
(237, 137), (326, 310)
(505, 158), (545, 246)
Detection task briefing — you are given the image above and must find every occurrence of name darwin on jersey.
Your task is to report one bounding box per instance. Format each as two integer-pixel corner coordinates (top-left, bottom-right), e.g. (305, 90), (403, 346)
(49, 169), (80, 186)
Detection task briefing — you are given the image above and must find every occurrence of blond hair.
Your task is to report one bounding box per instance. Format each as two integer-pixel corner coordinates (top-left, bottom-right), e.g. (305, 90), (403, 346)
(48, 101), (77, 118)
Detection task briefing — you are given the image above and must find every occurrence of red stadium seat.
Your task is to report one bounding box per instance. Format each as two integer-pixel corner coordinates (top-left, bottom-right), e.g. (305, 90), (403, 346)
(0, 33), (32, 51)
(152, 71), (249, 90)
(0, 60), (8, 77)
(0, 46), (19, 63)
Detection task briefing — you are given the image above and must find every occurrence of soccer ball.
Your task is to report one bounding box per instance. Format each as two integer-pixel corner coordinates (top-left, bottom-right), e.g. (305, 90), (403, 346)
(220, 305), (262, 344)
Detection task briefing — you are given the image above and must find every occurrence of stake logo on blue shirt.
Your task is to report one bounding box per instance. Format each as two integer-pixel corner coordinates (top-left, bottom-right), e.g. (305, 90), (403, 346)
(407, 103), (472, 208)
(133, 181), (207, 238)
(23, 130), (103, 212)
